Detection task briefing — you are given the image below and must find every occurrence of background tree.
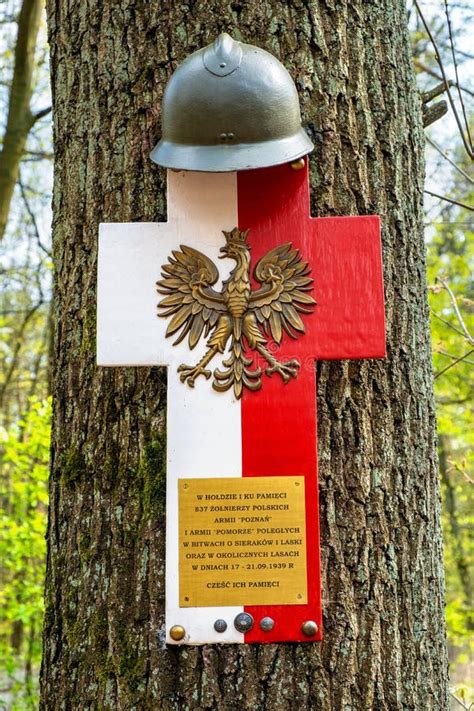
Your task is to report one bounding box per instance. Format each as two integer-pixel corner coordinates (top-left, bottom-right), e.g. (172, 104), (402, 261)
(0, 0), (50, 241)
(410, 2), (473, 702)
(39, 1), (450, 709)
(0, 0), (52, 425)
(0, 2), (52, 707)
(426, 150), (473, 703)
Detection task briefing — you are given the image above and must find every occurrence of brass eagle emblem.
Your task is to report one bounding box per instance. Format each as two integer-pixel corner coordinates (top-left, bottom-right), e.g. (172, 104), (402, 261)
(157, 228), (316, 398)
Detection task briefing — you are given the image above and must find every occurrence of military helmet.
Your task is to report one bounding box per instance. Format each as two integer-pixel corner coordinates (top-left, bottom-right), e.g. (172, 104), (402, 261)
(150, 33), (313, 172)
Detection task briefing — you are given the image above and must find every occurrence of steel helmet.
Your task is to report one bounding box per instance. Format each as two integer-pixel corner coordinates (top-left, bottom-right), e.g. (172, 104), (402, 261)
(150, 33), (313, 172)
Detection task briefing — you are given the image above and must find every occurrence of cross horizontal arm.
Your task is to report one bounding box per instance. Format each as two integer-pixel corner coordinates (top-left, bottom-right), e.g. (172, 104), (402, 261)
(97, 171), (238, 367)
(238, 164), (386, 362)
(307, 214), (385, 360)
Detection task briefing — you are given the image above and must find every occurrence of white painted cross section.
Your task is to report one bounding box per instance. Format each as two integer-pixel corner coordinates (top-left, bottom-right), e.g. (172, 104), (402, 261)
(97, 171), (244, 643)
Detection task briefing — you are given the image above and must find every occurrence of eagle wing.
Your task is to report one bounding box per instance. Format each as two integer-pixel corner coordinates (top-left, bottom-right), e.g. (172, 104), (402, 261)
(157, 245), (226, 349)
(249, 243), (316, 344)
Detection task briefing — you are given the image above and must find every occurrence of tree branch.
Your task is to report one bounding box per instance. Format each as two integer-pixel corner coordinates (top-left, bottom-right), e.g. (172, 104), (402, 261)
(421, 80), (454, 104)
(443, 0), (472, 150)
(422, 100), (448, 127)
(436, 348), (474, 366)
(437, 395), (472, 405)
(429, 307), (471, 340)
(426, 136), (474, 184)
(436, 275), (473, 345)
(414, 60), (474, 99)
(29, 105), (52, 127)
(424, 189), (474, 212)
(18, 171), (51, 257)
(413, 1), (473, 158)
(434, 348), (474, 379)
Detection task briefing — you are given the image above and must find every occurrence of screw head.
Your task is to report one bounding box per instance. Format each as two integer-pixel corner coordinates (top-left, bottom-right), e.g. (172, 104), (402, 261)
(219, 132), (235, 141)
(301, 620), (318, 637)
(214, 619), (227, 633)
(234, 612), (254, 633)
(169, 625), (186, 641)
(290, 158), (305, 171)
(259, 616), (275, 632)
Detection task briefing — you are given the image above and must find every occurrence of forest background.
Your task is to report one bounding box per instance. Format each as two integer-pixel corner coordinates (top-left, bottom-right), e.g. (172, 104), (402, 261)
(0, 0), (472, 709)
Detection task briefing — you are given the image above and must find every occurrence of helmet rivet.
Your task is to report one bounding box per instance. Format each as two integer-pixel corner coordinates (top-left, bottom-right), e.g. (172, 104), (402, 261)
(220, 62), (226, 68)
(290, 158), (306, 171)
(220, 132), (227, 141)
(227, 132), (234, 139)
(169, 625), (186, 641)
(301, 620), (318, 637)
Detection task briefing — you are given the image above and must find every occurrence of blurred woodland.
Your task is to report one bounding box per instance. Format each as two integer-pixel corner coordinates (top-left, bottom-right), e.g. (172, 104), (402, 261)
(0, 0), (472, 708)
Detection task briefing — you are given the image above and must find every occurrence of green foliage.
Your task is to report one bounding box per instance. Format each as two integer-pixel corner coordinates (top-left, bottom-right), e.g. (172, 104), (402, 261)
(428, 221), (473, 438)
(426, 173), (474, 693)
(0, 398), (51, 710)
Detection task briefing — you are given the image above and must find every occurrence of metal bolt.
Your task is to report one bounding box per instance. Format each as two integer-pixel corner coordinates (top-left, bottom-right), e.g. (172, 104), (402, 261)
(169, 625), (186, 641)
(220, 62), (227, 68)
(259, 616), (275, 632)
(234, 612), (254, 632)
(214, 619), (227, 633)
(219, 132), (235, 141)
(301, 620), (318, 637)
(290, 158), (305, 171)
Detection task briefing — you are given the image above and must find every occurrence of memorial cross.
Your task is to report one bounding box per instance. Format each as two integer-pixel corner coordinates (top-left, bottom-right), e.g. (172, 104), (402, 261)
(97, 159), (385, 645)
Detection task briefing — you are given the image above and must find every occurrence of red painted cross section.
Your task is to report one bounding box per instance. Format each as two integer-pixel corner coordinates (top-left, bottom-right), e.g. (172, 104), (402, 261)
(238, 160), (386, 643)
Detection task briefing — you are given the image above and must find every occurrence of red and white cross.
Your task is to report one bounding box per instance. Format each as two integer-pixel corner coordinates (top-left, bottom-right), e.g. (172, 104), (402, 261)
(97, 159), (385, 645)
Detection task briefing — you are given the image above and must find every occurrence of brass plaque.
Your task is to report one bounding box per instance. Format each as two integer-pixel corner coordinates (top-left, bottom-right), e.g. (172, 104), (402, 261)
(178, 476), (307, 607)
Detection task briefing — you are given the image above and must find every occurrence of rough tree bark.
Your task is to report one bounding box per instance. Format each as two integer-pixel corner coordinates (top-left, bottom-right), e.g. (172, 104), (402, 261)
(41, 1), (449, 709)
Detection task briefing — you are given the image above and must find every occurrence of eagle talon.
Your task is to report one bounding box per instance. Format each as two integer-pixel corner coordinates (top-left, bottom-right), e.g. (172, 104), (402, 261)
(266, 359), (300, 383)
(177, 364), (212, 386)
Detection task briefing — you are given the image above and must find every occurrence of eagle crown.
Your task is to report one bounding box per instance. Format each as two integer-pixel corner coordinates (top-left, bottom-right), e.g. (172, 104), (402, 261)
(220, 228), (250, 260)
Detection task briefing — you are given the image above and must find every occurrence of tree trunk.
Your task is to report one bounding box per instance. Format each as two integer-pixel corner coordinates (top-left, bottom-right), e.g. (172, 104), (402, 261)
(0, 0), (45, 241)
(41, 2), (449, 709)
